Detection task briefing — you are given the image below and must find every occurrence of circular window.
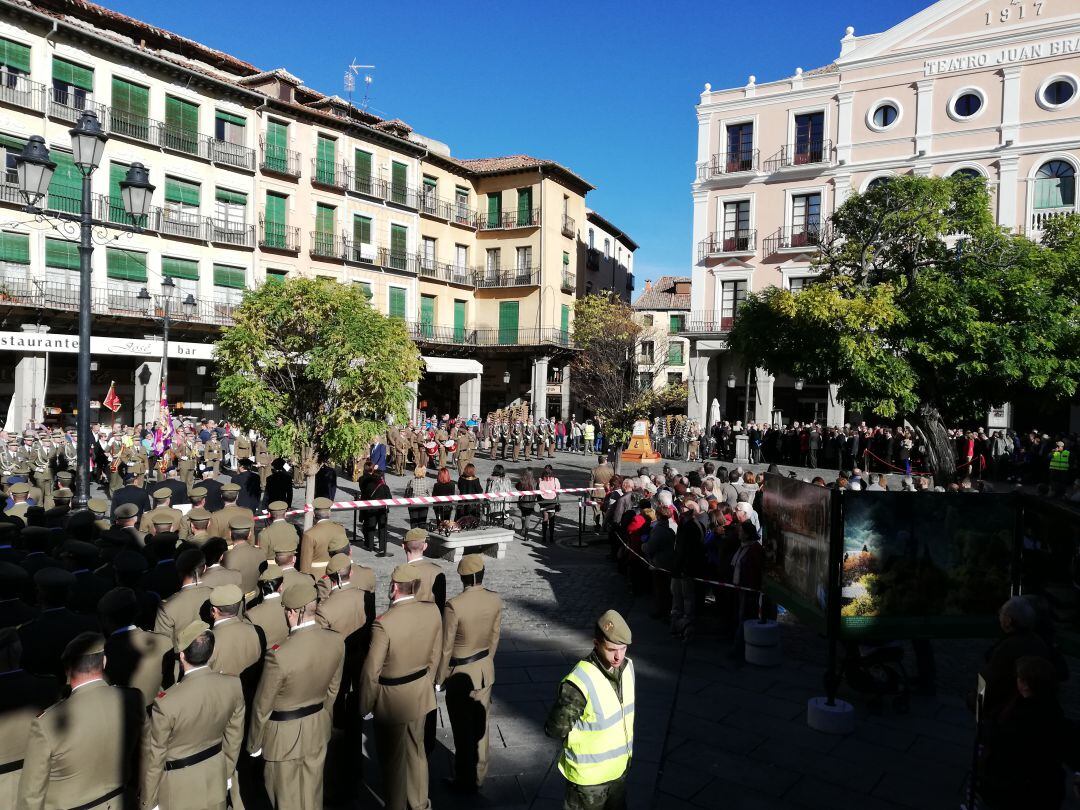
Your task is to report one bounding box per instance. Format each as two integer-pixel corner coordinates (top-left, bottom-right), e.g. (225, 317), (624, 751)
(866, 100), (901, 132)
(1038, 76), (1077, 109)
(951, 91), (984, 119)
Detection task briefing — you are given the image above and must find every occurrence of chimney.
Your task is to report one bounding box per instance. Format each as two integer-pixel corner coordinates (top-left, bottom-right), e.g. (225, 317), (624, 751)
(644, 280), (652, 291)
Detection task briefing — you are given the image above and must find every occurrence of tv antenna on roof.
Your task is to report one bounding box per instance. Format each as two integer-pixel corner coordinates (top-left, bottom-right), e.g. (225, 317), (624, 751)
(345, 59), (376, 110)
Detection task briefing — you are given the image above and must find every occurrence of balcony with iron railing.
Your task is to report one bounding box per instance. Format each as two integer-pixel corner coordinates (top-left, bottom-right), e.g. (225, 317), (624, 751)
(697, 229), (757, 261)
(477, 208), (541, 231)
(1030, 207), (1076, 234)
(312, 158), (346, 190)
(0, 74), (46, 113)
(350, 172), (388, 200)
(763, 224), (824, 255)
(207, 219), (255, 248)
(763, 139), (833, 172)
(561, 270), (576, 292)
(386, 183), (420, 210)
(260, 144), (302, 178)
(405, 321), (573, 349)
(419, 192), (453, 221)
(159, 208), (206, 241)
(418, 259), (476, 286)
(697, 148), (760, 180)
(47, 88), (107, 124)
(259, 221), (302, 253)
(682, 310), (737, 334)
(561, 214), (576, 238)
(474, 266), (541, 289)
(208, 138), (256, 171)
(339, 239), (418, 274)
(310, 231), (346, 260)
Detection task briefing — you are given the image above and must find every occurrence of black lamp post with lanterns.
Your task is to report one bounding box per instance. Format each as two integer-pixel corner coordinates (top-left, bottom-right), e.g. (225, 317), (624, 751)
(14, 110), (155, 508)
(138, 277), (196, 406)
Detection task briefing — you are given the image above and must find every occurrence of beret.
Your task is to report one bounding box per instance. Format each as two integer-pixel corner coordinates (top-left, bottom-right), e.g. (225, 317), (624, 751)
(457, 554), (484, 576)
(596, 609), (632, 645)
(63, 631), (105, 659)
(404, 527), (428, 544)
(210, 584), (243, 607)
(152, 487), (172, 500)
(229, 516), (254, 531)
(258, 563), (283, 582)
(391, 564), (420, 585)
(177, 620), (210, 653)
(312, 497), (333, 510)
(270, 534), (298, 554)
(281, 581), (317, 609)
(326, 554), (351, 575)
(267, 501), (288, 512)
(114, 503), (138, 519)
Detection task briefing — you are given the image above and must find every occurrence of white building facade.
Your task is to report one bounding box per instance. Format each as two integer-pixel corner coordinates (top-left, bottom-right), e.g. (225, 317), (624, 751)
(687, 0), (1080, 430)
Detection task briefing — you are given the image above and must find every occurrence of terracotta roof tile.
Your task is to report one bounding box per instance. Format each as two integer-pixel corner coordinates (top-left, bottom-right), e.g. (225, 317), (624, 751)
(632, 276), (691, 312)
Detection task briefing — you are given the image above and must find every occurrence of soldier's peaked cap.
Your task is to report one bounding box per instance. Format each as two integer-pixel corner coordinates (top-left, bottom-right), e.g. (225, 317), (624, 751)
(282, 581), (317, 609)
(391, 564), (420, 584)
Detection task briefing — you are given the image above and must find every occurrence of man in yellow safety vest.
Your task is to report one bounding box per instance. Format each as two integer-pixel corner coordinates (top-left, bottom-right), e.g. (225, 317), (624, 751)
(1049, 440), (1071, 492)
(544, 610), (635, 810)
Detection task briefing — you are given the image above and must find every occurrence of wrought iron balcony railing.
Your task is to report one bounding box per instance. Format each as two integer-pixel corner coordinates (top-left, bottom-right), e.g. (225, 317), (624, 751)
(405, 322), (573, 349)
(310, 231), (346, 259)
(260, 144), (302, 178)
(473, 267), (541, 289)
(209, 138), (256, 171)
(387, 183), (420, 209)
(697, 230), (757, 260)
(682, 310), (737, 333)
(350, 173), (388, 199)
(561, 271), (576, 292)
(477, 208), (541, 230)
(207, 220), (255, 248)
(763, 224), (824, 254)
(259, 222), (301, 252)
(763, 139), (833, 172)
(47, 88), (107, 124)
(561, 214), (576, 238)
(419, 192), (454, 220)
(418, 260), (476, 286)
(312, 158), (346, 190)
(698, 148), (760, 180)
(0, 75), (46, 113)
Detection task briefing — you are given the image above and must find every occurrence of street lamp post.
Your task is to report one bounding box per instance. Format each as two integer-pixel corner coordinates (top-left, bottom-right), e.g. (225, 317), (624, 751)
(138, 279), (197, 419)
(15, 111), (155, 509)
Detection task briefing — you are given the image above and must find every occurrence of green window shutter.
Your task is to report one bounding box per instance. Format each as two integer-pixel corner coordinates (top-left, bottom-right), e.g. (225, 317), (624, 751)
(561, 304), (570, 335)
(47, 151), (80, 213)
(111, 78), (149, 117)
(498, 301), (519, 345)
(487, 192), (501, 224)
(423, 176), (436, 193)
(388, 287), (406, 320)
(420, 294), (435, 328)
(216, 110), (246, 127)
(162, 257), (199, 281)
(0, 38), (31, 73)
(0, 134), (25, 152)
(563, 251), (570, 265)
(164, 96), (200, 152)
(215, 188), (247, 205)
(265, 269), (287, 285)
(265, 120), (288, 170)
(517, 187), (532, 224)
(390, 224), (407, 256)
(165, 178), (200, 206)
(106, 248), (148, 282)
(317, 136), (335, 163)
(315, 204), (335, 235)
(391, 161), (406, 188)
(1034, 177), (1074, 209)
(669, 314), (680, 334)
(105, 162), (130, 223)
(353, 215), (371, 245)
(357, 281), (372, 300)
(264, 192), (286, 225)
(53, 57), (93, 91)
(316, 136), (336, 183)
(354, 149), (372, 178)
(667, 343), (683, 366)
(45, 238), (80, 270)
(0, 231), (29, 264)
(213, 264), (246, 289)
(453, 299), (466, 342)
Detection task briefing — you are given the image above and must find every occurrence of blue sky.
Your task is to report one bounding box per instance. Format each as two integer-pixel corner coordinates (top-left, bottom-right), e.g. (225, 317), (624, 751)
(107, 0), (929, 285)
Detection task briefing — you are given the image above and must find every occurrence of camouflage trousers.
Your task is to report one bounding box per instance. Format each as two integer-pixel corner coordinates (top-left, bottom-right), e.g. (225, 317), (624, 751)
(564, 773), (627, 810)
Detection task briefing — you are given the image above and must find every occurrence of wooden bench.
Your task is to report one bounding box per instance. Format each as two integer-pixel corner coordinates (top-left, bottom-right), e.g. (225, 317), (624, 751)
(427, 526), (516, 562)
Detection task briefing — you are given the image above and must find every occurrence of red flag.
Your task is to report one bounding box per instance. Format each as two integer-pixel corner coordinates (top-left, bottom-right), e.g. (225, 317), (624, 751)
(103, 381), (121, 413)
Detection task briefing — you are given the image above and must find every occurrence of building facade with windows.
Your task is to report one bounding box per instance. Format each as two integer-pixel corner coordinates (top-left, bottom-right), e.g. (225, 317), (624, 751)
(0, 0), (611, 428)
(631, 276), (690, 394)
(579, 210), (636, 303)
(686, 0), (1080, 430)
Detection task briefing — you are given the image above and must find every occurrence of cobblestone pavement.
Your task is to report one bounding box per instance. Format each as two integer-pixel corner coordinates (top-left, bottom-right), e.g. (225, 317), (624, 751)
(221, 449), (1077, 809)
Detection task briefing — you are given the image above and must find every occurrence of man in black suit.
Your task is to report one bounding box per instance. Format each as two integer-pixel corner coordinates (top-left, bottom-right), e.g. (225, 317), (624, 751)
(198, 470), (225, 512)
(18, 567), (96, 678)
(263, 458), (292, 509)
(230, 458), (261, 511)
(156, 469), (189, 507)
(110, 471), (152, 522)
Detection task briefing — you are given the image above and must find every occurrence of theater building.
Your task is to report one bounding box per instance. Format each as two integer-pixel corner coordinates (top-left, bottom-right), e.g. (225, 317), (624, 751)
(686, 0), (1080, 430)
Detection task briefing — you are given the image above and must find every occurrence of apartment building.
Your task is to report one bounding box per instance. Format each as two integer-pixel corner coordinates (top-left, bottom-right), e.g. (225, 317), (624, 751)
(686, 0), (1080, 431)
(580, 210), (636, 303)
(631, 276), (690, 394)
(0, 0), (607, 428)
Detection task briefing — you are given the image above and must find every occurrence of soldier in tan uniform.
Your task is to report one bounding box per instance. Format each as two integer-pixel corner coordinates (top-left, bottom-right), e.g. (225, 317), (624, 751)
(233, 430), (252, 472)
(183, 507), (213, 547)
(178, 487), (208, 540)
(223, 517), (264, 602)
(139, 487), (183, 535)
(18, 632), (145, 810)
(200, 538), (243, 590)
(208, 483), (255, 542)
(204, 437), (223, 475)
(155, 548), (212, 651)
(207, 584), (263, 686)
(360, 565), (443, 810)
(298, 497), (345, 576)
(175, 439), (197, 492)
(255, 438), (273, 491)
(100, 587), (174, 709)
(5, 482), (32, 525)
(247, 565), (287, 649)
(142, 621), (246, 810)
(0, 629), (56, 808)
(257, 502), (297, 560)
(402, 527), (447, 613)
(248, 582), (344, 810)
(438, 555), (503, 793)
(269, 534), (315, 593)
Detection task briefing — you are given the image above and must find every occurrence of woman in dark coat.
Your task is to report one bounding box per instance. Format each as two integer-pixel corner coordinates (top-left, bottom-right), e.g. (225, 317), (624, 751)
(455, 463), (483, 521)
(432, 466), (456, 523)
(360, 467), (391, 555)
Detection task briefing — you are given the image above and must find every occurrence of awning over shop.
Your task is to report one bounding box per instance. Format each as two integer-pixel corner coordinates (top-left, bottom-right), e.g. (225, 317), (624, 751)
(421, 356), (483, 375)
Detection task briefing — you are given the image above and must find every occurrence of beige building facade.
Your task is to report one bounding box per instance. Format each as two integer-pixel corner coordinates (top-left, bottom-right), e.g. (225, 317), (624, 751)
(631, 276), (690, 393)
(687, 0), (1080, 430)
(0, 0), (611, 428)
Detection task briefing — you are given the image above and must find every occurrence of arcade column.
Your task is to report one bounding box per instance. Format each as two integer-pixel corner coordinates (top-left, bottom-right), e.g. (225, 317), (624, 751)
(753, 367), (775, 424)
(458, 374), (481, 419)
(9, 324), (49, 431)
(531, 356), (550, 420)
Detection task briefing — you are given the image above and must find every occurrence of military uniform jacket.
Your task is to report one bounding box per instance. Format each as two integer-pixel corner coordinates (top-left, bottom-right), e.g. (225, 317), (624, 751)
(0, 669), (55, 808)
(360, 597), (442, 725)
(104, 627), (175, 709)
(155, 585), (212, 650)
(407, 557), (446, 613)
(141, 668), (245, 810)
(207, 505), (254, 542)
(223, 542), (264, 597)
(247, 623), (344, 762)
(208, 617), (263, 680)
(258, 520), (299, 560)
(281, 566), (315, 593)
(314, 583), (366, 639)
(247, 595), (288, 650)
(298, 519), (346, 574)
(18, 680), (145, 810)
(437, 586), (503, 690)
(139, 506), (183, 535)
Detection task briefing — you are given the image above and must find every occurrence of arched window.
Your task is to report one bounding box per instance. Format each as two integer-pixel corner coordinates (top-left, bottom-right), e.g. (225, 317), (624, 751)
(951, 167), (982, 180)
(1034, 160), (1076, 210)
(866, 176), (892, 192)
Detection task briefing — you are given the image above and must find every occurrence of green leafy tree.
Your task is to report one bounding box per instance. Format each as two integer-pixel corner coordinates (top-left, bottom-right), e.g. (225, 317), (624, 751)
(728, 175), (1080, 481)
(214, 278), (422, 518)
(571, 294), (686, 449)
